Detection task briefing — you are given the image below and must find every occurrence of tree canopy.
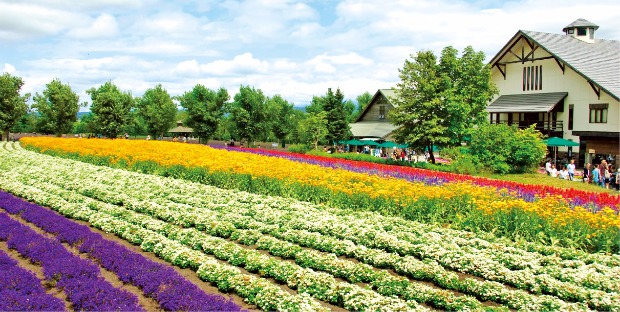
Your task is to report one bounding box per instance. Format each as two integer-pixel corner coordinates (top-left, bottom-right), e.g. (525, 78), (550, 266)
(320, 88), (350, 145)
(229, 85), (268, 146)
(389, 46), (497, 163)
(178, 84), (229, 143)
(137, 84), (177, 138)
(87, 81), (134, 139)
(0, 73), (30, 141)
(266, 94), (296, 147)
(32, 78), (81, 136)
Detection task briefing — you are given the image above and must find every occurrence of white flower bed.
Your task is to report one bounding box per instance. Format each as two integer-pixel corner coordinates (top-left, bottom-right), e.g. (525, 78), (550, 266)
(2, 143), (619, 311)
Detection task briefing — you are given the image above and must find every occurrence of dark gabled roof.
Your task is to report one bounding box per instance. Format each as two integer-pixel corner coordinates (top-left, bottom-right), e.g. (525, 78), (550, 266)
(490, 30), (620, 101)
(562, 18), (599, 32)
(355, 88), (397, 122)
(487, 92), (568, 113)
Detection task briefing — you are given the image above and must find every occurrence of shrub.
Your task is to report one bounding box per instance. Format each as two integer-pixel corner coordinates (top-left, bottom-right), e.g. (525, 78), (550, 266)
(287, 144), (312, 154)
(469, 124), (546, 174)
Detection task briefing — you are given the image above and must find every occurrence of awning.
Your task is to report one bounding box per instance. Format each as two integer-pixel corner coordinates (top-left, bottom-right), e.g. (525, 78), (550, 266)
(349, 121), (398, 139)
(487, 92), (568, 113)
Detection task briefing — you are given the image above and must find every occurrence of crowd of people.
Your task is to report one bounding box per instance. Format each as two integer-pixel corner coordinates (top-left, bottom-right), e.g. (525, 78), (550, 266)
(546, 158), (619, 191)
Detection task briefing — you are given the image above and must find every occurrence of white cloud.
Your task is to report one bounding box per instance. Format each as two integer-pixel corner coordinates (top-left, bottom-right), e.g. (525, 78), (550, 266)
(201, 53), (269, 76)
(3, 63), (16, 74)
(68, 13), (119, 39)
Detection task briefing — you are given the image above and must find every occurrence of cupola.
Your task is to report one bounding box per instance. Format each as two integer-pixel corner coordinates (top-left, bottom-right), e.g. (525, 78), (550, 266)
(562, 18), (598, 43)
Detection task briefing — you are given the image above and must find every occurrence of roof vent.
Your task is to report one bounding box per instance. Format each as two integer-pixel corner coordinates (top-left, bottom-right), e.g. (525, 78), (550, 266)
(562, 18), (598, 43)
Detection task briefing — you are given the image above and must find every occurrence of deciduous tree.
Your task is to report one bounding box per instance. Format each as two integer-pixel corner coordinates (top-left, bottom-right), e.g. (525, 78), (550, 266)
(229, 85), (268, 146)
(389, 46), (497, 163)
(178, 85), (229, 143)
(32, 79), (82, 136)
(87, 81), (134, 139)
(137, 84), (177, 138)
(267, 94), (295, 147)
(0, 73), (30, 141)
(298, 111), (328, 150)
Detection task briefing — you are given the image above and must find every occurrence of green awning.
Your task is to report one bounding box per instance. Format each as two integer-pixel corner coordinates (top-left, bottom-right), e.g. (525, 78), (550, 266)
(487, 92), (568, 113)
(544, 137), (579, 147)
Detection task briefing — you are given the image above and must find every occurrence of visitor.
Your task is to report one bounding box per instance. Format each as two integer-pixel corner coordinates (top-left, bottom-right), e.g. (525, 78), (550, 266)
(146, 134), (151, 140)
(583, 163), (591, 183)
(600, 161), (609, 188)
(558, 166), (569, 180)
(124, 132), (129, 140)
(567, 159), (576, 181)
(550, 165), (558, 178)
(592, 165), (601, 187)
(545, 159), (552, 175)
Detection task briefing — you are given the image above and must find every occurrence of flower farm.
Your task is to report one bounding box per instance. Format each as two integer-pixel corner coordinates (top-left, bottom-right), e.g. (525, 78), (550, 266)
(1, 137), (619, 311)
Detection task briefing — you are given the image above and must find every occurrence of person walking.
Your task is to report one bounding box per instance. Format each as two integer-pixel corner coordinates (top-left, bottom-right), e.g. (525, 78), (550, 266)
(567, 159), (576, 181)
(545, 159), (552, 176)
(583, 163), (591, 183)
(592, 165), (601, 187)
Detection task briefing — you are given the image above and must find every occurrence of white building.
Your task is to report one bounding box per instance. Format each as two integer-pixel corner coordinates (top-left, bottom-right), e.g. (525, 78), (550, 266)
(488, 19), (619, 167)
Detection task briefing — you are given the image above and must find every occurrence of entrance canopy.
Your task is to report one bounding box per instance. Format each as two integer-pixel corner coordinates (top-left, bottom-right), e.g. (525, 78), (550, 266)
(487, 92), (568, 113)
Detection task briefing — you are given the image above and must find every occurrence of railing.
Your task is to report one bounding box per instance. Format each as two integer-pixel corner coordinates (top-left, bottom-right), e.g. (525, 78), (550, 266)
(490, 120), (563, 132)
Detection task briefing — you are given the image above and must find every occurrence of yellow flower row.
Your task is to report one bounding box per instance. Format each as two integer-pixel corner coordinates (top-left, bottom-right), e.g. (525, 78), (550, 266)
(21, 137), (620, 230)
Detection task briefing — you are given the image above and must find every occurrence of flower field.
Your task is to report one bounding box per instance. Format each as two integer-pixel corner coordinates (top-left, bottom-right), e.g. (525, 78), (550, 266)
(1, 139), (620, 311)
(20, 137), (620, 253)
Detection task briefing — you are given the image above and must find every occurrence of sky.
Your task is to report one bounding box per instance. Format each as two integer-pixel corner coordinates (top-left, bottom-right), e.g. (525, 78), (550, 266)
(1, 0), (619, 111)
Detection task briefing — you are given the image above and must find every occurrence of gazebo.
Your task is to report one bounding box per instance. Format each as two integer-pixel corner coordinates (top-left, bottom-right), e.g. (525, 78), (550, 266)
(168, 121), (193, 139)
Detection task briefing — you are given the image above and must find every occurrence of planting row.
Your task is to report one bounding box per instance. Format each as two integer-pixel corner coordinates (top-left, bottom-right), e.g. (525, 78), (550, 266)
(222, 146), (620, 211)
(0, 249), (66, 311)
(20, 138), (620, 253)
(2, 144), (617, 310)
(0, 190), (241, 311)
(0, 212), (143, 311)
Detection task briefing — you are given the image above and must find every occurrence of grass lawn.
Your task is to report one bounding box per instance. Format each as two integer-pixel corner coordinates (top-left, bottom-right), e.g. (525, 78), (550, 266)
(480, 172), (619, 194)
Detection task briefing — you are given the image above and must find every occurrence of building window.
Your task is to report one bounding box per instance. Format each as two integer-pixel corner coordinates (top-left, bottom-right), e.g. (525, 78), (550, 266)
(589, 28), (594, 39)
(522, 65), (542, 91)
(577, 28), (587, 36)
(379, 106), (385, 120)
(568, 104), (574, 130)
(589, 103), (608, 123)
(568, 29), (574, 34)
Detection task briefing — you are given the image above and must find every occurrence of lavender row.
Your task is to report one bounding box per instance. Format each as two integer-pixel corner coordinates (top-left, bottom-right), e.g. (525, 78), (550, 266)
(0, 249), (66, 311)
(0, 212), (142, 311)
(0, 190), (242, 312)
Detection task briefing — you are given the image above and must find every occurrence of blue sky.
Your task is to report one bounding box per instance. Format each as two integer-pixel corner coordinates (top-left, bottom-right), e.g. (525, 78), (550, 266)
(1, 0), (619, 110)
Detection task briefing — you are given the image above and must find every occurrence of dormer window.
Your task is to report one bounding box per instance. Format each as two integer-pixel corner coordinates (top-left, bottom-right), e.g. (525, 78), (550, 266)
(379, 106), (385, 120)
(577, 28), (586, 36)
(567, 29), (574, 34)
(589, 28), (594, 39)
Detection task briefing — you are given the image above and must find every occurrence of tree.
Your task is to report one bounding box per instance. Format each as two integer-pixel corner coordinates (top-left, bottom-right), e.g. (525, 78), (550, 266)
(389, 50), (447, 163)
(229, 85), (268, 146)
(86, 81), (134, 139)
(298, 111), (328, 150)
(11, 112), (37, 133)
(72, 113), (96, 135)
(439, 46), (498, 145)
(32, 79), (82, 136)
(321, 88), (350, 145)
(389, 46), (497, 163)
(137, 84), (177, 138)
(0, 73), (30, 141)
(266, 94), (295, 147)
(178, 84), (229, 143)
